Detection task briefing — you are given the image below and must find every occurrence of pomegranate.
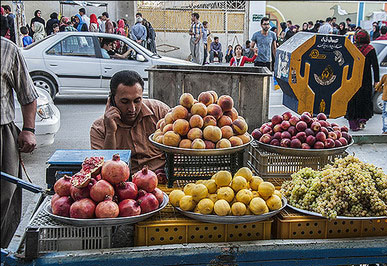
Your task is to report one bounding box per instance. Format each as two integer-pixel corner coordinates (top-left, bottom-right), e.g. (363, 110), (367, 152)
(70, 198), (96, 219)
(51, 193), (62, 209)
(51, 196), (73, 217)
(71, 172), (91, 189)
(119, 199), (141, 217)
(95, 197), (119, 218)
(81, 156), (104, 177)
(54, 175), (72, 196)
(90, 180), (115, 202)
(132, 166), (158, 193)
(116, 181), (138, 201)
(138, 193), (159, 214)
(138, 189), (147, 198)
(151, 188), (164, 204)
(70, 179), (96, 201)
(101, 154), (130, 185)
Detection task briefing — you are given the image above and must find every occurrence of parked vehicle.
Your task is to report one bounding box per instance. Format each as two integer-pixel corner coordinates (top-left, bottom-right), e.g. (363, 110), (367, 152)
(21, 32), (197, 99)
(14, 87), (60, 146)
(371, 40), (387, 114)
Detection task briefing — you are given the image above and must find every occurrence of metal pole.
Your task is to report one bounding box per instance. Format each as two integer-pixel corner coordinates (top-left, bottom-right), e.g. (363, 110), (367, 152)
(244, 1), (250, 42)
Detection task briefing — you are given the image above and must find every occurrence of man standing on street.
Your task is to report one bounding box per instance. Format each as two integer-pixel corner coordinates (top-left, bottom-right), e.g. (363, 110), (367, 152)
(79, 8), (90, 28)
(101, 12), (113, 34)
(189, 13), (204, 64)
(136, 13), (156, 53)
(131, 16), (147, 47)
(209, 36), (223, 63)
(319, 17), (333, 34)
(1, 37), (38, 248)
(250, 17), (277, 70)
(2, 5), (15, 43)
(202, 21), (211, 65)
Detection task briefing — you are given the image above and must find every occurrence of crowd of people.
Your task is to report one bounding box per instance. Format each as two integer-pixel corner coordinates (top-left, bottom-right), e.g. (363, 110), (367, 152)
(0, 5), (157, 52)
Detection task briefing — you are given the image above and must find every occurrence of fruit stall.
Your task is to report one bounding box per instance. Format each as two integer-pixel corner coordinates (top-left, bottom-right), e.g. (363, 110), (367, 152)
(1, 91), (387, 266)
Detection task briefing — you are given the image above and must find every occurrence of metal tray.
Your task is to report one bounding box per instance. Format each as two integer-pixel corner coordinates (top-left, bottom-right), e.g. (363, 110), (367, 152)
(149, 134), (252, 156)
(174, 198), (287, 224)
(287, 204), (387, 220)
(44, 193), (169, 226)
(255, 139), (354, 157)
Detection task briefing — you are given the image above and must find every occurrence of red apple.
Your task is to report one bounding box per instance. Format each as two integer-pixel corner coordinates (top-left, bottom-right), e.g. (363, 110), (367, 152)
(341, 126), (349, 133)
(281, 120), (291, 130)
(289, 116), (300, 126)
(333, 126), (340, 131)
(306, 135), (316, 146)
(259, 124), (267, 132)
(252, 129), (263, 140)
(328, 131), (337, 140)
(321, 127), (329, 136)
(262, 126), (273, 135)
(281, 131), (291, 139)
(270, 139), (280, 146)
(271, 115), (283, 125)
(324, 138), (335, 148)
(296, 121), (307, 132)
(291, 136), (297, 140)
(273, 124), (283, 133)
(300, 114), (312, 124)
(311, 122), (321, 132)
(288, 126), (297, 136)
(334, 131), (342, 139)
(331, 122), (339, 127)
(282, 112), (292, 121)
(301, 143), (311, 149)
(338, 137), (348, 146)
(305, 128), (315, 136)
(280, 138), (291, 147)
(316, 113), (327, 120)
(313, 141), (324, 149)
(273, 132), (282, 140)
(316, 132), (326, 142)
(319, 120), (328, 128)
(296, 132), (307, 143)
(259, 134), (272, 144)
(334, 140), (342, 147)
(290, 138), (302, 148)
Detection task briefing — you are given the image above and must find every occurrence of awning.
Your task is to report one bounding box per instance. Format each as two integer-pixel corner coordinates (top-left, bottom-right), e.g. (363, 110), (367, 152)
(59, 1), (108, 7)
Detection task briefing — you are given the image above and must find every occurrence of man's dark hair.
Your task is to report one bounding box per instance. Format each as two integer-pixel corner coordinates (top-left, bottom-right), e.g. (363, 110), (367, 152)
(101, 38), (113, 47)
(332, 17), (336, 20)
(287, 20), (292, 24)
(102, 12), (109, 18)
(203, 21), (208, 26)
(20, 26), (28, 35)
(261, 17), (269, 25)
(308, 21), (313, 26)
(34, 10), (41, 17)
(110, 70), (144, 95)
(326, 17), (332, 22)
(214, 36), (219, 40)
(50, 12), (58, 19)
(2, 5), (11, 12)
(79, 8), (86, 14)
(246, 40), (250, 45)
(136, 12), (142, 17)
(346, 18), (351, 22)
(192, 13), (199, 19)
(53, 23), (59, 28)
(381, 26), (387, 35)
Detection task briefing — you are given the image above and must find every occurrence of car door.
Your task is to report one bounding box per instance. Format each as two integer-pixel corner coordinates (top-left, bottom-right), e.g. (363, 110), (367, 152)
(44, 35), (102, 94)
(100, 38), (150, 93)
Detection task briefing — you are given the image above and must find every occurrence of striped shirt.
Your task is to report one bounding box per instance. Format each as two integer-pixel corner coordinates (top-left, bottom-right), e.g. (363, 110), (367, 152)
(1, 37), (38, 125)
(190, 21), (203, 38)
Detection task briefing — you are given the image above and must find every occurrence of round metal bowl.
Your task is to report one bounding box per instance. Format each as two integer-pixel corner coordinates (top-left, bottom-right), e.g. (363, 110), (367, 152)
(174, 198), (287, 224)
(149, 134), (252, 156)
(287, 204), (387, 220)
(255, 139), (354, 157)
(44, 193), (169, 226)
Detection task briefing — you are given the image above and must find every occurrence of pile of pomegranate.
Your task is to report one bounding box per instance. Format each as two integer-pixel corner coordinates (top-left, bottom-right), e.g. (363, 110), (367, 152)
(252, 112), (352, 150)
(51, 154), (163, 219)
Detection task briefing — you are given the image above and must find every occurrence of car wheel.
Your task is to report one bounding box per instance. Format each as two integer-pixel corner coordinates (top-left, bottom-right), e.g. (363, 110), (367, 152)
(32, 75), (57, 99)
(373, 91), (383, 114)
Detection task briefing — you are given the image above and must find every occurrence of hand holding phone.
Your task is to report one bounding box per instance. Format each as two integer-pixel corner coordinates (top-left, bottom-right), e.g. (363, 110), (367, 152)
(104, 95), (121, 134)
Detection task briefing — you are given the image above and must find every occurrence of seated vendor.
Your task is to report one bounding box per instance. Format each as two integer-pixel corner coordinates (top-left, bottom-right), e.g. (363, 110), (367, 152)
(90, 70), (170, 173)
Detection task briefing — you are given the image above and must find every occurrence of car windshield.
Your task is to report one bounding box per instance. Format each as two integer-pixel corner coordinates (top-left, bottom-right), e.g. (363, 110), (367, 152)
(23, 35), (54, 50)
(372, 42), (386, 56)
(127, 38), (160, 58)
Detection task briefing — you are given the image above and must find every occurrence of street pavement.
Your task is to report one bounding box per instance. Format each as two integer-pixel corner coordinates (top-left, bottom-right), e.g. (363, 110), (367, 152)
(19, 84), (387, 219)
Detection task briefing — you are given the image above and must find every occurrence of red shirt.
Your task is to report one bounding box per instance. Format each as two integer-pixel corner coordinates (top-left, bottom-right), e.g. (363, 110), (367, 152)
(229, 55), (257, 66)
(376, 35), (387, 40)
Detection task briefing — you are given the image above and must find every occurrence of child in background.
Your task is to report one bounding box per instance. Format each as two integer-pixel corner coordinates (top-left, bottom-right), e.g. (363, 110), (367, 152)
(375, 74), (387, 134)
(51, 23), (60, 35)
(20, 26), (33, 47)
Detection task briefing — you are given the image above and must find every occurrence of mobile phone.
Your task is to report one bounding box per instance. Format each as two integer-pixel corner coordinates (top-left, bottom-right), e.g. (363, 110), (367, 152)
(109, 94), (116, 107)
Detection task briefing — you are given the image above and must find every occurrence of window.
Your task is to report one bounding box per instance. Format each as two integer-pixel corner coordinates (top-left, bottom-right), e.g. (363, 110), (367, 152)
(61, 36), (96, 57)
(382, 55), (387, 67)
(46, 42), (62, 55)
(98, 37), (137, 60)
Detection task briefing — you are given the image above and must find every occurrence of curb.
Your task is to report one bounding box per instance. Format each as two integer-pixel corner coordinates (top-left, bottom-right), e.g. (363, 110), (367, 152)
(353, 134), (387, 144)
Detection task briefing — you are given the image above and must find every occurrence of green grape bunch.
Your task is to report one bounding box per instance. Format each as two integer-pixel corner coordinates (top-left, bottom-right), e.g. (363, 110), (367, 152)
(281, 155), (387, 219)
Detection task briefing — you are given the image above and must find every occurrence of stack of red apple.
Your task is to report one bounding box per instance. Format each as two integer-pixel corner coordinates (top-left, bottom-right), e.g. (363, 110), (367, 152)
(51, 154), (165, 219)
(252, 111), (352, 149)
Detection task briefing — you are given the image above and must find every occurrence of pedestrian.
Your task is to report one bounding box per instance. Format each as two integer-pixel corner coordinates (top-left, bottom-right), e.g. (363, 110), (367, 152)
(1, 36), (38, 248)
(88, 14), (99, 32)
(79, 8), (90, 28)
(130, 16), (147, 46)
(271, 26), (278, 70)
(65, 17), (77, 32)
(189, 12), (204, 64)
(284, 25), (297, 41)
(375, 74), (387, 134)
(98, 15), (105, 33)
(345, 30), (379, 131)
(250, 17), (277, 70)
(229, 44), (257, 66)
(75, 14), (87, 32)
(20, 26), (33, 47)
(225, 45), (233, 63)
(318, 17), (333, 34)
(0, 7), (9, 38)
(307, 21), (314, 32)
(301, 22), (308, 32)
(46, 12), (60, 36)
(209, 36), (223, 63)
(30, 10), (45, 38)
(2, 5), (15, 43)
(371, 24), (380, 41)
(136, 13), (157, 53)
(51, 23), (59, 35)
(278, 22), (287, 45)
(202, 21), (210, 65)
(346, 18), (352, 30)
(32, 22), (46, 42)
(376, 26), (387, 40)
(338, 22), (347, 35)
(285, 20), (292, 33)
(59, 17), (69, 32)
(102, 12), (113, 34)
(117, 19), (126, 36)
(243, 40), (254, 58)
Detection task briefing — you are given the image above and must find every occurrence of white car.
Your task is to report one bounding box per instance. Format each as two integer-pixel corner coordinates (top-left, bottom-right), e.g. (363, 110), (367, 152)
(371, 40), (387, 114)
(14, 87), (60, 146)
(21, 32), (197, 99)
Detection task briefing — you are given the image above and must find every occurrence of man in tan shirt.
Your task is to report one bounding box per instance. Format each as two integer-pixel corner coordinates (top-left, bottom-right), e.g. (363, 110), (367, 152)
(90, 70), (170, 172)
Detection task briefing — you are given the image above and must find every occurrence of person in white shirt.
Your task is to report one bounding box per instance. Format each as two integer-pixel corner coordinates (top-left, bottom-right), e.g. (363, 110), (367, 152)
(79, 8), (90, 28)
(318, 17), (333, 34)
